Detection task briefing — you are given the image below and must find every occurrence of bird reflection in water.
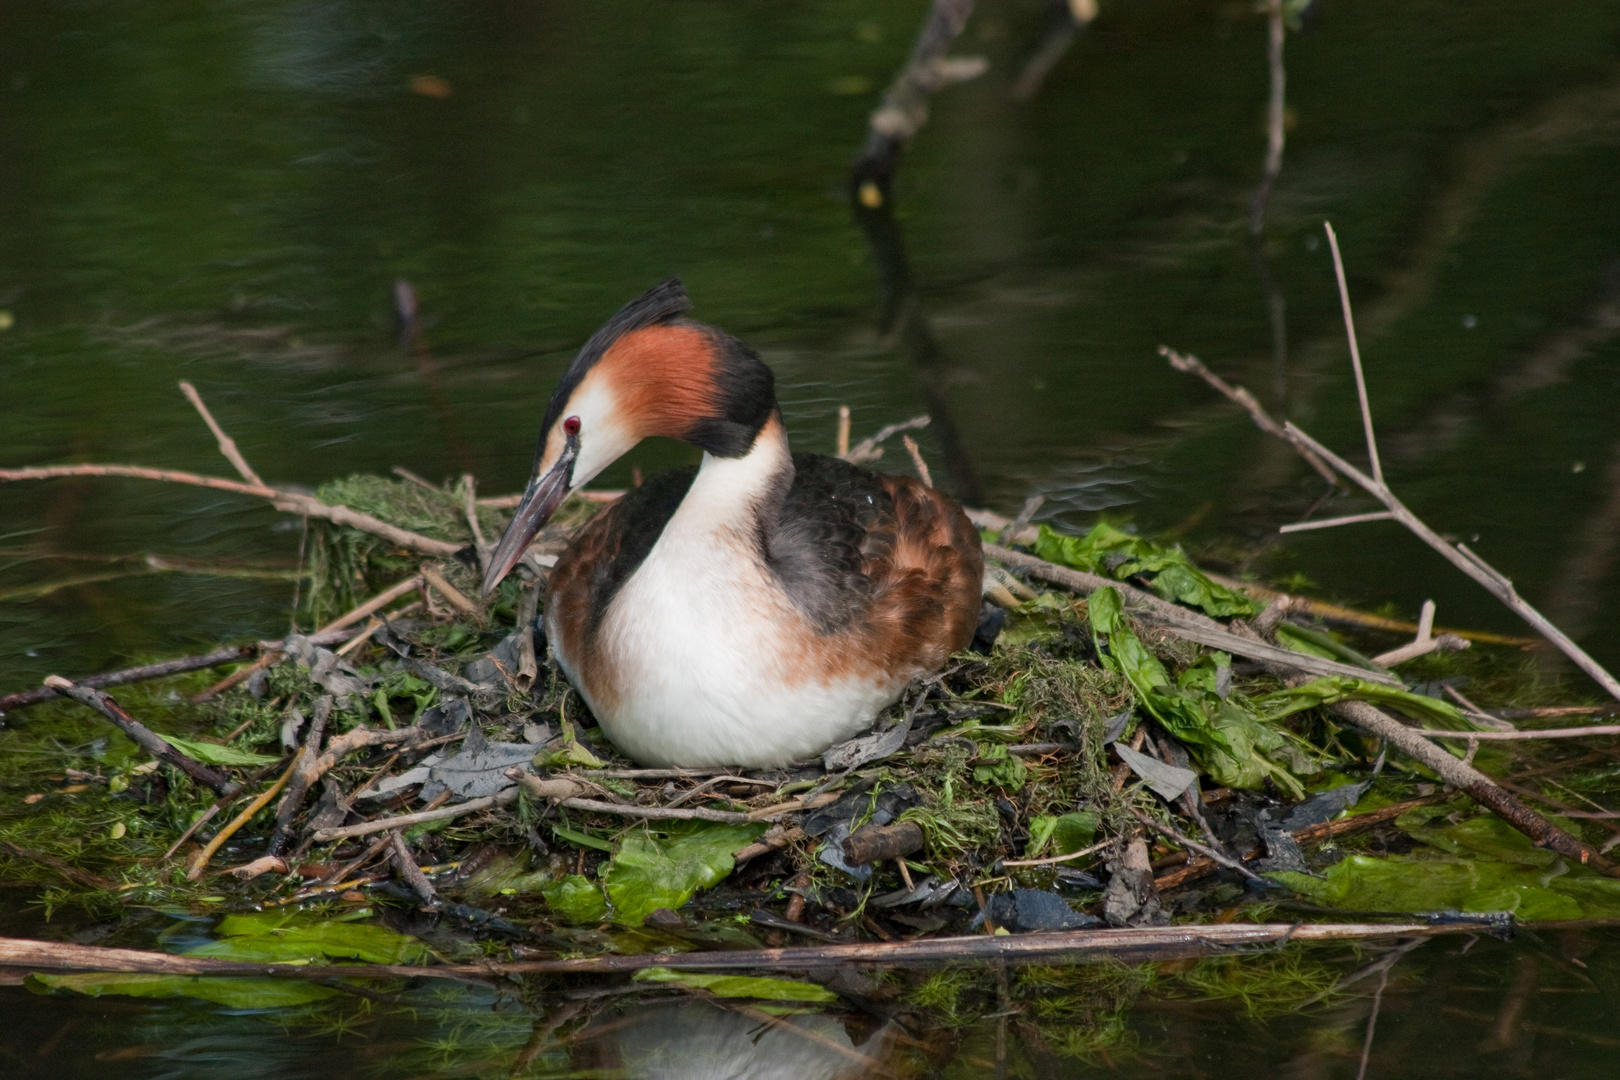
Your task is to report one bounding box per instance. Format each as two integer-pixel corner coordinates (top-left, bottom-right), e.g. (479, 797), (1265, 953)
(568, 999), (901, 1080)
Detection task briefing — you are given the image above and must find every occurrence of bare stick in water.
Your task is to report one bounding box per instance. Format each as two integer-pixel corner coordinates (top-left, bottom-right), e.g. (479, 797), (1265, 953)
(42, 677), (234, 794)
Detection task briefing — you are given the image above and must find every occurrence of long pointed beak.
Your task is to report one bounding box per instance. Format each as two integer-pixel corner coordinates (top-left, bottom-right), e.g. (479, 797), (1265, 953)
(481, 440), (577, 595)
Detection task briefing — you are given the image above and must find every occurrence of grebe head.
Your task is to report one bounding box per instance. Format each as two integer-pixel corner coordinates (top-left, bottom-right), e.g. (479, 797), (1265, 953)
(481, 278), (776, 594)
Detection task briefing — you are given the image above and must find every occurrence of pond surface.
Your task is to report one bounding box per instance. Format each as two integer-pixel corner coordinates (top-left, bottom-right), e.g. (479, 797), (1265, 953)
(4, 0), (1620, 1075)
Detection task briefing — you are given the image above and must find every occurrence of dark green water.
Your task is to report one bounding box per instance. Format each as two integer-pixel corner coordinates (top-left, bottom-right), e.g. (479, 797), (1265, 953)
(4, 0), (1620, 1075)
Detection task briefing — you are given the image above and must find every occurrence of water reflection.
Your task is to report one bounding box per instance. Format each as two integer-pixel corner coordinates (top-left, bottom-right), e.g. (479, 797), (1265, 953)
(569, 1001), (899, 1080)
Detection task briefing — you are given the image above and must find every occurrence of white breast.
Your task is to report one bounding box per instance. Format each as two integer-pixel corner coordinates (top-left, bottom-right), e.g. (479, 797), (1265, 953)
(547, 426), (903, 768)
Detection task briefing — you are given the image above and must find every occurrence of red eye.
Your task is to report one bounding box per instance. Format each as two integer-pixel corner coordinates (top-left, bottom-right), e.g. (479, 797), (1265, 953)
(563, 416), (581, 436)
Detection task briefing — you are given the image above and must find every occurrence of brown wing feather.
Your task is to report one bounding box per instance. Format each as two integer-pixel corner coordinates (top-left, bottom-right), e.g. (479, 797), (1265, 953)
(863, 472), (984, 676)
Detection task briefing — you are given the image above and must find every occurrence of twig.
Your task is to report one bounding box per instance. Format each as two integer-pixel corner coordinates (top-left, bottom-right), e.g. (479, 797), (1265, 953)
(420, 564), (479, 617)
(333, 617), (382, 658)
(515, 580), (540, 693)
(266, 696), (332, 856)
(844, 415), (932, 465)
(314, 791), (454, 888)
(1411, 724), (1620, 741)
(1284, 423), (1620, 701)
(178, 380), (267, 488)
(194, 574), (423, 702)
(836, 405), (851, 458)
(0, 645), (253, 717)
(391, 465), (438, 492)
(509, 770), (824, 825)
(1000, 837), (1112, 868)
(1159, 346), (1337, 483)
(1356, 963), (1392, 1080)
(391, 832), (438, 906)
(1198, 570), (1534, 647)
(1010, 0), (1098, 103)
(1279, 511), (1395, 533)
(1165, 298), (1620, 699)
(0, 922), (1502, 983)
(855, 0), (980, 185)
(1324, 223), (1384, 486)
(161, 757), (290, 860)
(0, 463), (272, 497)
(460, 474), (486, 547)
(998, 495), (1044, 546)
(312, 788), (520, 843)
(42, 677), (234, 794)
(0, 463), (461, 558)
(901, 434), (933, 488)
(186, 750), (302, 880)
(1131, 807), (1265, 884)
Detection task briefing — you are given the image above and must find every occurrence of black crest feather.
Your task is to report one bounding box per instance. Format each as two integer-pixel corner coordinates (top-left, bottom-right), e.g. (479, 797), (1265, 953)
(540, 278), (693, 438)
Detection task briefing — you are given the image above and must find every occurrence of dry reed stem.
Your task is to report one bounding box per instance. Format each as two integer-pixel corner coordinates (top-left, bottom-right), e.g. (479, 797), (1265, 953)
(185, 749), (302, 880)
(1324, 223), (1384, 486)
(901, 434), (933, 487)
(420, 564), (479, 617)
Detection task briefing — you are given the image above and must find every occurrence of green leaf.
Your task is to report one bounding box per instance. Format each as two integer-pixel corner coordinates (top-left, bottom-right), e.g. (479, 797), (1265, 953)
(1035, 523), (1255, 617)
(190, 911), (429, 965)
(28, 972), (337, 1008)
(540, 874), (608, 924)
(1089, 589), (1322, 796)
(161, 734), (280, 767)
(536, 741), (605, 770)
(1025, 811), (1099, 858)
(1197, 702), (1310, 800)
(632, 966), (837, 1002)
(1274, 623), (1379, 669)
(553, 823), (614, 852)
(1402, 814), (1564, 868)
(1089, 588), (1235, 757)
(603, 821), (767, 926)
(1270, 852), (1620, 922)
(1253, 677), (1474, 729)
(971, 744), (1028, 791)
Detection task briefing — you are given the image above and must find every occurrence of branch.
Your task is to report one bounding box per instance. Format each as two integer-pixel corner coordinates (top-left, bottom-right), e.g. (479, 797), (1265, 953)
(179, 381), (267, 488)
(0, 645), (253, 717)
(42, 677), (234, 795)
(856, 0), (981, 186)
(1284, 422), (1620, 701)
(0, 464), (461, 558)
(0, 923), (1492, 983)
(186, 751), (301, 880)
(1159, 346), (1337, 483)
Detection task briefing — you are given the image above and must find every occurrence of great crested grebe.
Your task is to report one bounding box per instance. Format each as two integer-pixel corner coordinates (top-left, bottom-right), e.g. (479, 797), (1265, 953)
(480, 280), (984, 769)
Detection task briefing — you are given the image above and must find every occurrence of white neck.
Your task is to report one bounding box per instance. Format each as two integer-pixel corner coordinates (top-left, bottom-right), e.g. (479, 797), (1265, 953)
(669, 414), (791, 538)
